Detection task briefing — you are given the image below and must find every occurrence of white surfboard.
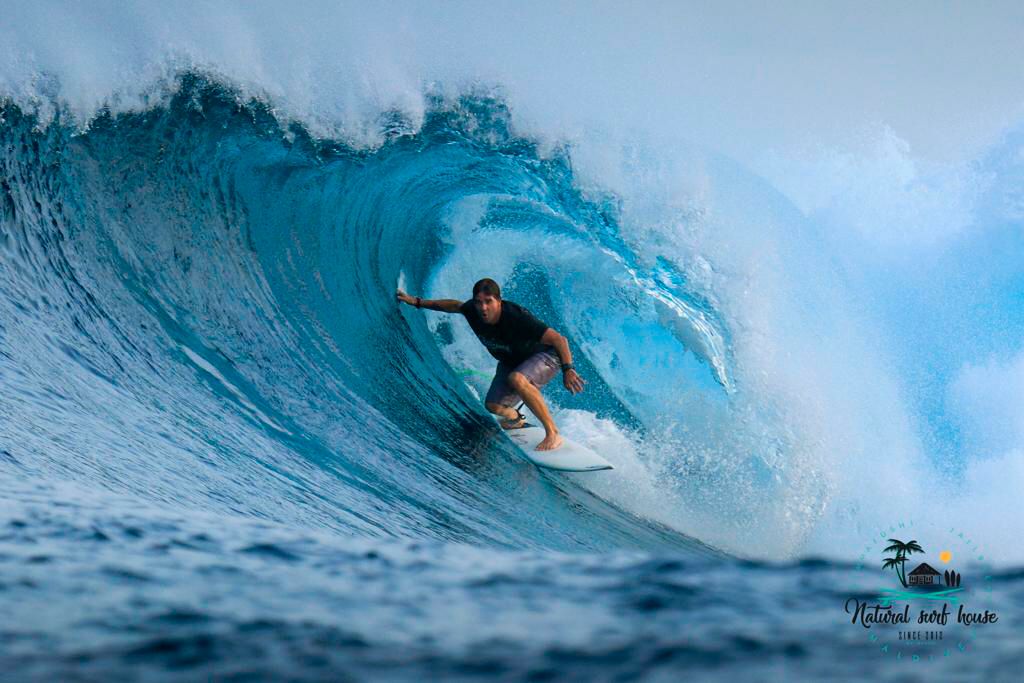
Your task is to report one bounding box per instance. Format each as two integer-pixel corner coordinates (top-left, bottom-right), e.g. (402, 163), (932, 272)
(505, 425), (614, 472)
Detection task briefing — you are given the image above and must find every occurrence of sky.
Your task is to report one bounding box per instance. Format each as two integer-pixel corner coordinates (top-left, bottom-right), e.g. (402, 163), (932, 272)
(3, 1), (1024, 164)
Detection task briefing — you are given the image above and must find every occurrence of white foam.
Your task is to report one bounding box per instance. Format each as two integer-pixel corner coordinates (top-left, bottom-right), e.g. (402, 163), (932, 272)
(4, 3), (1022, 161)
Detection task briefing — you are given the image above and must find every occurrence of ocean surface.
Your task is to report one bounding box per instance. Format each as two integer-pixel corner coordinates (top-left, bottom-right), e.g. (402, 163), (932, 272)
(3, 5), (1023, 681)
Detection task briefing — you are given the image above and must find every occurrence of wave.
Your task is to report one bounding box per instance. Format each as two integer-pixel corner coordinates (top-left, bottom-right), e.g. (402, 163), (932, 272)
(3, 67), (1023, 563)
(0, 74), (737, 556)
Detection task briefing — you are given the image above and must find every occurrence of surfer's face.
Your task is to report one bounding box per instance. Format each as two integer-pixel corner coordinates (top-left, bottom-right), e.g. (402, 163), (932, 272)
(474, 293), (501, 324)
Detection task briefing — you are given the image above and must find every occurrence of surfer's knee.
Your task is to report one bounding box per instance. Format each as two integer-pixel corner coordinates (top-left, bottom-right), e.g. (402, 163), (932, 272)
(507, 371), (529, 391)
(484, 401), (504, 415)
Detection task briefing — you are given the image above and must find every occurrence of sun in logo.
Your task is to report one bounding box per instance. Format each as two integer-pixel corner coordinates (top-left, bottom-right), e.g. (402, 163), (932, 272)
(939, 550), (952, 563)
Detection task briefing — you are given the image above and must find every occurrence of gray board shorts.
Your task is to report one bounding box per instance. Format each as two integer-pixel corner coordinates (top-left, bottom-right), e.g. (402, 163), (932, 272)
(486, 350), (561, 407)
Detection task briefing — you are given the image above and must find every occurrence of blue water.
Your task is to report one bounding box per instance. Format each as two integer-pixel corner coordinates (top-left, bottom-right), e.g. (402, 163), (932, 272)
(2, 74), (1022, 680)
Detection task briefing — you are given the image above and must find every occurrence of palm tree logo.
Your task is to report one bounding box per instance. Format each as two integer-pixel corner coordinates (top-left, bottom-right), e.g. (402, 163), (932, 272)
(882, 538), (925, 588)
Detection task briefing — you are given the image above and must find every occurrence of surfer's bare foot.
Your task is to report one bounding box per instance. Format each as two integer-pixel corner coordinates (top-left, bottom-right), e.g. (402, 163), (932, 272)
(535, 432), (563, 451)
(500, 415), (527, 430)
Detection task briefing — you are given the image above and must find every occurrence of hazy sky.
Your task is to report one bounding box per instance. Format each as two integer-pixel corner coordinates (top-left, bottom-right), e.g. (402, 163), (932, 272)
(4, 1), (1024, 162)
(430, 1), (1024, 162)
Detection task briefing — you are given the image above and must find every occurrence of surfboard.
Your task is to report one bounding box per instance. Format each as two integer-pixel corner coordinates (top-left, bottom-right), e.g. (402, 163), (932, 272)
(505, 424), (614, 472)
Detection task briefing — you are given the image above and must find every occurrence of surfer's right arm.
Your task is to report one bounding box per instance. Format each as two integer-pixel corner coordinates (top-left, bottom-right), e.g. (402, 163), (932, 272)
(396, 289), (462, 313)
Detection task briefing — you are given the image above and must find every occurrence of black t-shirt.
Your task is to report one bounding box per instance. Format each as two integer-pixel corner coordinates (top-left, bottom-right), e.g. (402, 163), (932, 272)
(459, 299), (554, 367)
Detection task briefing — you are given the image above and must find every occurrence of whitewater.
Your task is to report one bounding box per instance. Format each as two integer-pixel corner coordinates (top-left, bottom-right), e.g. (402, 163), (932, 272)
(2, 3), (1022, 680)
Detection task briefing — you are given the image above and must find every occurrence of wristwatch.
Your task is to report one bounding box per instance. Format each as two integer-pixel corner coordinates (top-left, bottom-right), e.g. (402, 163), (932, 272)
(561, 363), (575, 373)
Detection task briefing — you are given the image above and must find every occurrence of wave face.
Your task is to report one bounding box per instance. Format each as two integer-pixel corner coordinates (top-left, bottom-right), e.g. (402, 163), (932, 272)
(4, 69), (1024, 557)
(1, 75), (740, 552)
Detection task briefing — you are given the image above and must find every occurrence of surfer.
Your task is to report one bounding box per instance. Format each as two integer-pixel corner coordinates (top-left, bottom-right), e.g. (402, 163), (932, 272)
(397, 278), (585, 451)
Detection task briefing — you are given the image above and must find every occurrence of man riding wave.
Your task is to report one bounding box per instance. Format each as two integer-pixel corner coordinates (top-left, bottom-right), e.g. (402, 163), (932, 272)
(397, 278), (585, 451)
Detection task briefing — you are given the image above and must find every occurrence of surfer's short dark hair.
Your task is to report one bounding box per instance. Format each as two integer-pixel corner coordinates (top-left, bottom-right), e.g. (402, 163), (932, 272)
(472, 278), (501, 299)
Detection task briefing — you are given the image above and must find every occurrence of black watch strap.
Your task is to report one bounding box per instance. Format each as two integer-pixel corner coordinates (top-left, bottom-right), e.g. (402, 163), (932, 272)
(561, 363), (574, 373)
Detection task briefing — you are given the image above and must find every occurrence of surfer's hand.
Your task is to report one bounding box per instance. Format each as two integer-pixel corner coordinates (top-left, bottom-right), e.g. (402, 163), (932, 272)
(396, 289), (415, 305)
(563, 368), (585, 394)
